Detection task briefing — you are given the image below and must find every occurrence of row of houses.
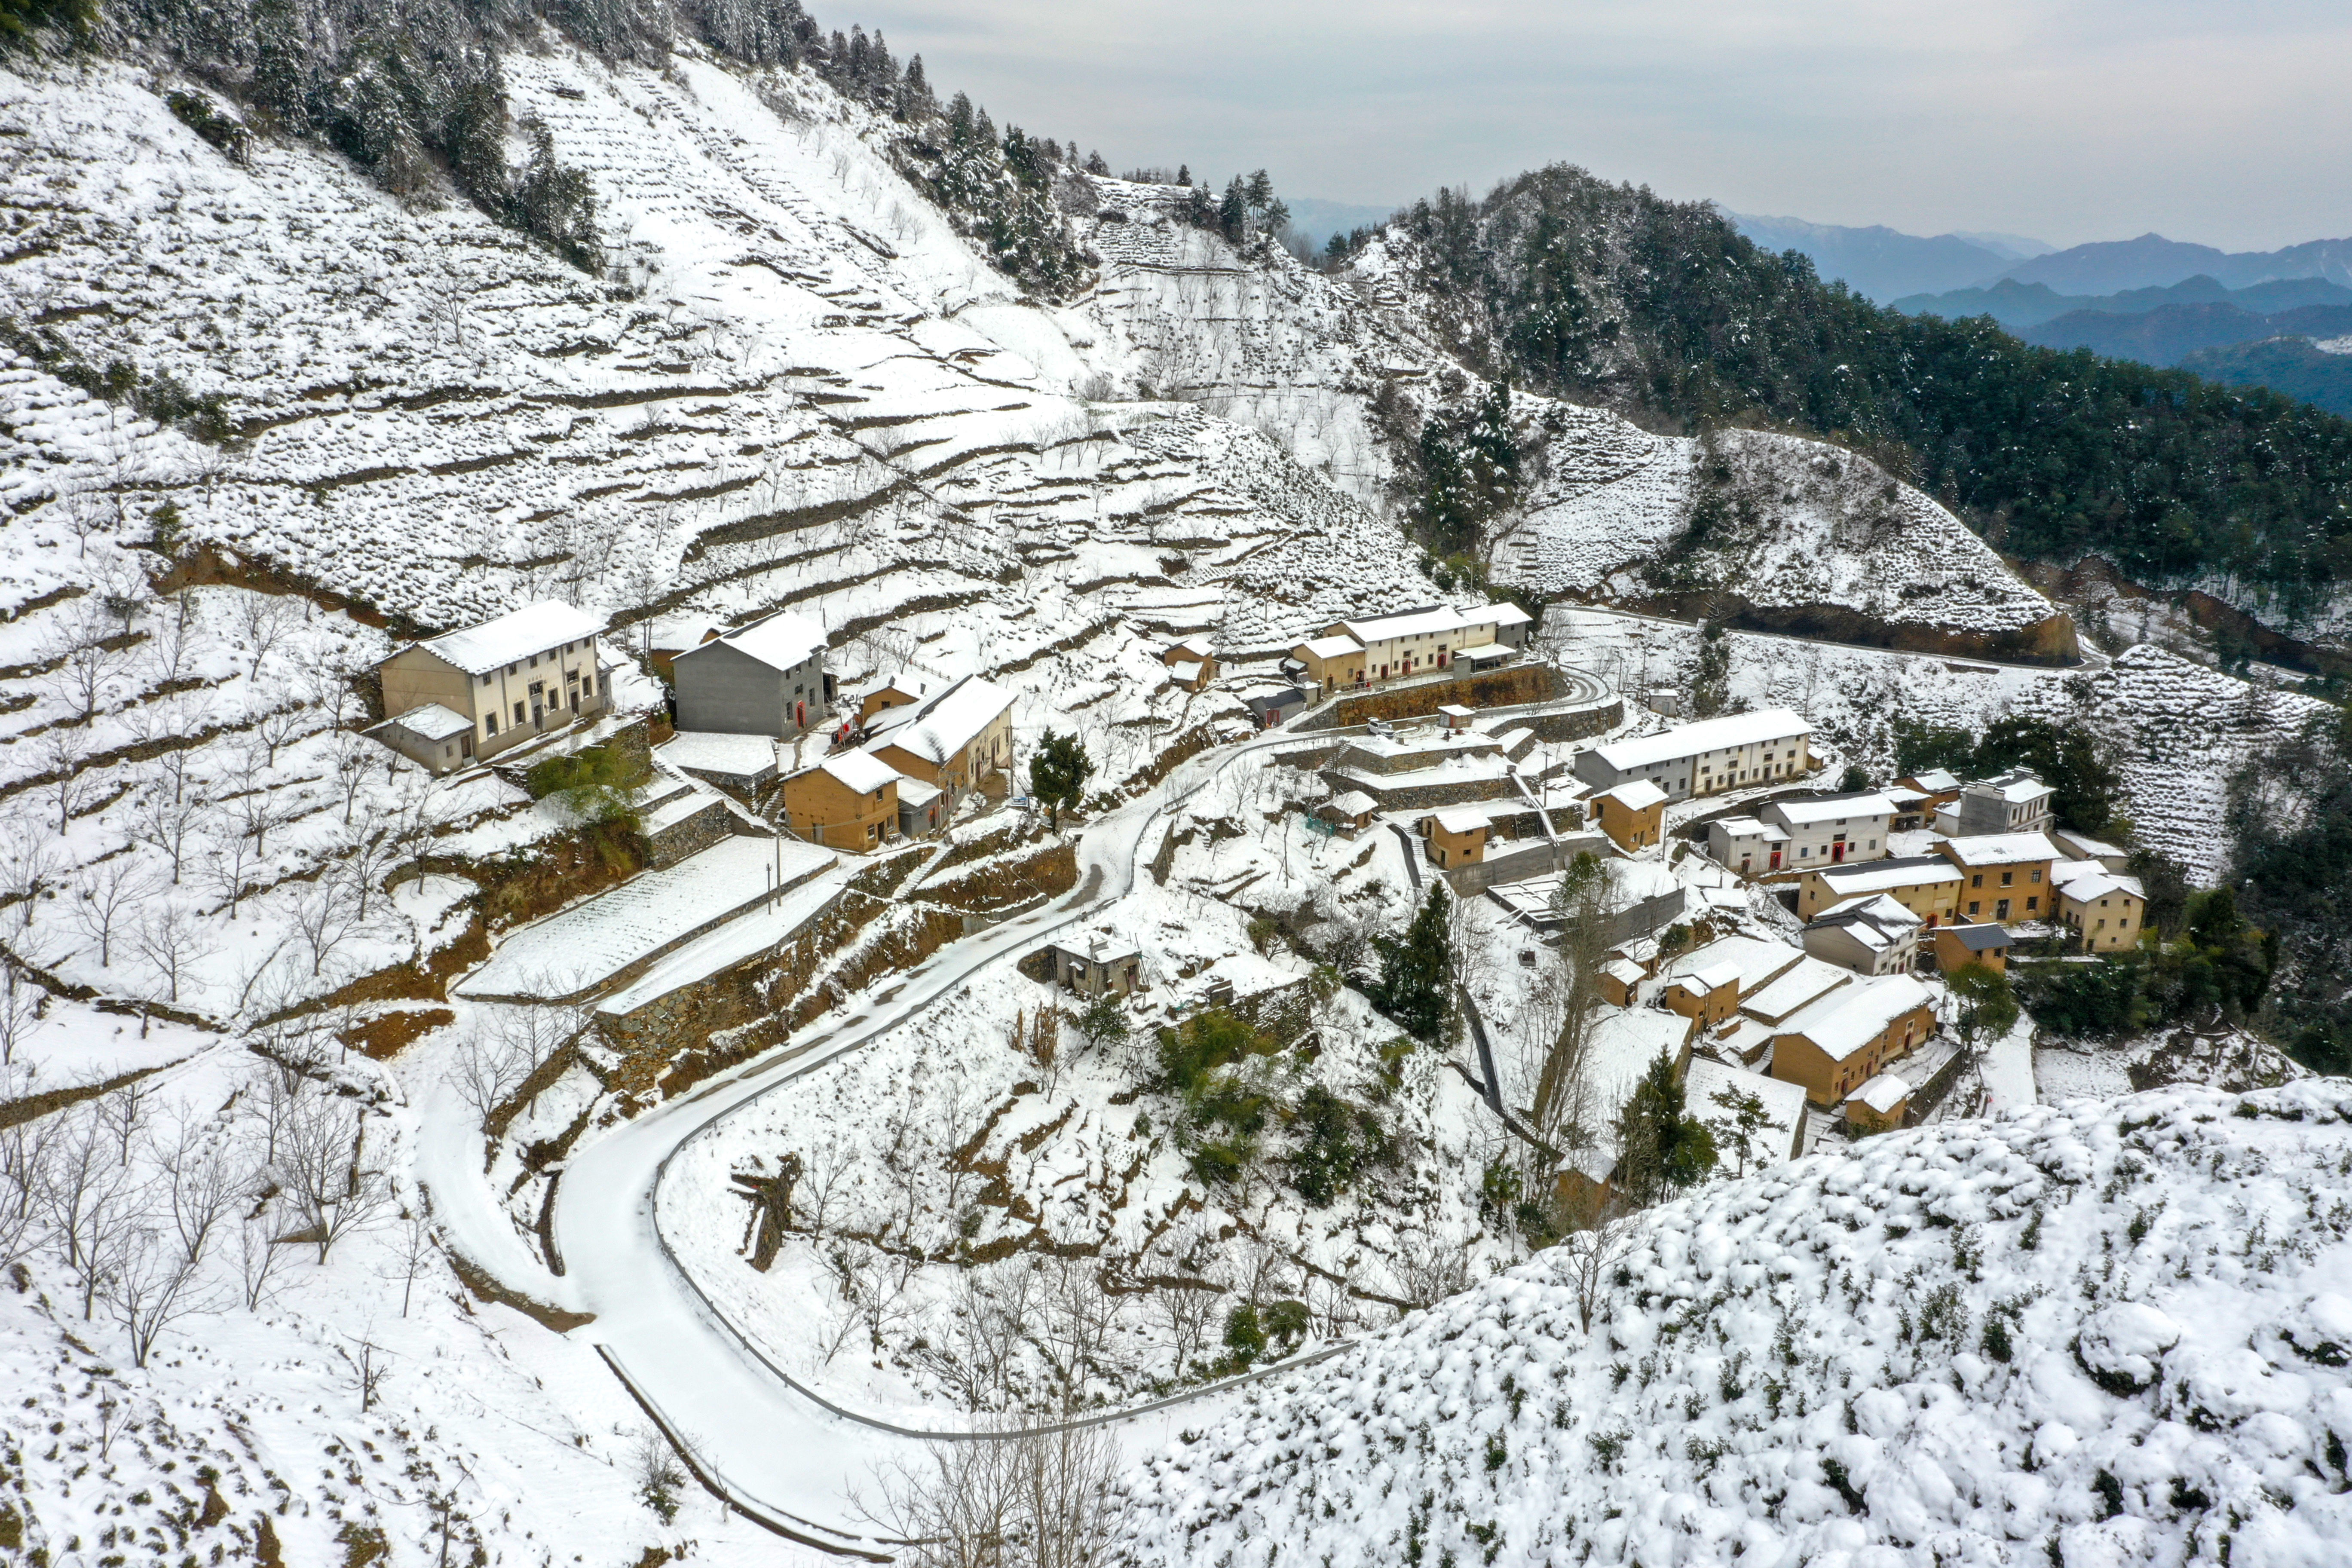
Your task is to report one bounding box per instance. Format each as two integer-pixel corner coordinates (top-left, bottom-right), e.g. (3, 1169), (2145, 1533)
(1288, 602), (1533, 695)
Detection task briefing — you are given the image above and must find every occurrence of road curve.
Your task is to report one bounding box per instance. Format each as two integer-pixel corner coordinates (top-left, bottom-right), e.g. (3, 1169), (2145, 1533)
(424, 675), (1621, 1550)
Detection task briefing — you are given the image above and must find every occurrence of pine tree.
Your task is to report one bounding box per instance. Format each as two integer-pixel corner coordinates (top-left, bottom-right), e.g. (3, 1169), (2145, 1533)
(1175, 162), (1190, 187)
(1085, 149), (1109, 175)
(250, 0), (311, 132)
(897, 54), (932, 120)
(1612, 1052), (1716, 1207)
(1218, 177), (1246, 242)
(1027, 730), (1093, 828)
(1371, 884), (1454, 1044)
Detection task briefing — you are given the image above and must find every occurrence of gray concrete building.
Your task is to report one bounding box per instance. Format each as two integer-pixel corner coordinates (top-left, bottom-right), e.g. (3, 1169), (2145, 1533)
(671, 610), (832, 737)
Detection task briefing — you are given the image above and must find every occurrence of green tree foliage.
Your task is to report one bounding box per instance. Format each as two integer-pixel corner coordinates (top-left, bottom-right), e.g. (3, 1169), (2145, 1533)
(907, 92), (1090, 297)
(2013, 889), (2274, 1041)
(1611, 1052), (1716, 1208)
(2228, 714), (2352, 1071)
(1027, 729), (1093, 828)
(1285, 1085), (1393, 1207)
(1072, 989), (1128, 1053)
(1403, 380), (1519, 559)
(525, 739), (647, 827)
(1369, 883), (1454, 1044)
(1703, 1084), (1773, 1179)
(1889, 715), (2120, 834)
(1948, 963), (2021, 1060)
(1390, 165), (2352, 614)
(1155, 1008), (1281, 1185)
(0, 0), (89, 42)
(1688, 620), (1732, 718)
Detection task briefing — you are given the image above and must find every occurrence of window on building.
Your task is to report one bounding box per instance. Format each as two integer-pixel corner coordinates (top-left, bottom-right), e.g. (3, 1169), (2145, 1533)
(480, 674), (492, 687)
(484, 714), (498, 736)
(2026, 897), (2039, 911)
(513, 701), (525, 723)
(2031, 869), (2043, 883)
(1969, 901), (1981, 916)
(1972, 874), (1984, 888)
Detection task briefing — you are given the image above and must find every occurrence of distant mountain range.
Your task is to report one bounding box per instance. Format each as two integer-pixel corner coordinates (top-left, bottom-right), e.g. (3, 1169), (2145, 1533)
(1724, 211), (2041, 303)
(2179, 338), (2352, 417)
(1733, 213), (2352, 305)
(1888, 274), (2352, 332)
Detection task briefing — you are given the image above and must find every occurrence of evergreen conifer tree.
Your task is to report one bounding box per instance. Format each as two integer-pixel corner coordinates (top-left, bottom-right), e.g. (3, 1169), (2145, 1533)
(1612, 1052), (1716, 1207)
(1218, 177), (1246, 242)
(1371, 884), (1454, 1044)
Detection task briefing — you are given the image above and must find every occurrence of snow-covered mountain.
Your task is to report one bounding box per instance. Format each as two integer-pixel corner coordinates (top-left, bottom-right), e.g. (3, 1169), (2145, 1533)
(1108, 1081), (2352, 1566)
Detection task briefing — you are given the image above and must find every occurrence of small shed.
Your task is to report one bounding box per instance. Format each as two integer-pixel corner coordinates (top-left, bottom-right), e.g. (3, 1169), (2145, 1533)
(1438, 703), (1477, 732)
(1598, 956), (1647, 1008)
(896, 777), (947, 840)
(1046, 937), (1141, 998)
(1846, 1072), (1912, 1133)
(1933, 922), (2012, 974)
(368, 704), (476, 775)
(1660, 958), (1742, 1028)
(1317, 789), (1378, 835)
(1163, 636), (1219, 692)
(1244, 686), (1311, 729)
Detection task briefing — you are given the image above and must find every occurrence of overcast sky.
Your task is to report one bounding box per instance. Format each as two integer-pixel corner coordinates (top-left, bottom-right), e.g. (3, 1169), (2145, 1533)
(835, 0), (2351, 251)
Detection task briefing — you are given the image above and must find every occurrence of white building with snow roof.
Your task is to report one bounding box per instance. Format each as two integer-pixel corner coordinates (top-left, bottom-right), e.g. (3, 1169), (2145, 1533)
(375, 600), (609, 770)
(1757, 792), (1897, 868)
(1572, 708), (1813, 802)
(670, 609), (832, 737)
(1804, 893), (1923, 976)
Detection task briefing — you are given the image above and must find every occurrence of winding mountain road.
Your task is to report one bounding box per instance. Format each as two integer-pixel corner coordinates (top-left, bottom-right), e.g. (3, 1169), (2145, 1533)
(419, 670), (1617, 1553)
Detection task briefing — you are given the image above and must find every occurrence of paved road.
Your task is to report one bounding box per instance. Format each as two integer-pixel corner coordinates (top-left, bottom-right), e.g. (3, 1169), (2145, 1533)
(419, 679), (1625, 1551)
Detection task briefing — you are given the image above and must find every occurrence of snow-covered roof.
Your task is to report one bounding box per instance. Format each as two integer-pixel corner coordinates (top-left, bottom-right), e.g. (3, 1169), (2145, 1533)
(1765, 792), (1897, 827)
(1853, 1072), (1912, 1113)
(1168, 635), (1215, 658)
(1298, 634), (1365, 659)
(1683, 1058), (1809, 1162)
(1667, 959), (1743, 994)
(658, 730), (777, 778)
(2054, 829), (2130, 862)
(1966, 769), (2053, 805)
(689, 609), (827, 673)
(1814, 855), (1962, 893)
(1740, 956), (1855, 1025)
(1777, 975), (1934, 1064)
(1901, 768), (1963, 793)
(1659, 936), (1806, 998)
(1430, 806), (1491, 835)
(1460, 603), (1534, 628)
(1596, 780), (1668, 812)
(865, 675), (1014, 765)
(376, 703), (472, 742)
(1336, 606), (1463, 643)
(1324, 790), (1378, 817)
(407, 601), (604, 676)
(1437, 704), (1476, 720)
(1601, 956), (1647, 986)
(1810, 894), (1922, 952)
(819, 751), (900, 795)
(2056, 868), (2146, 905)
(1589, 708), (1811, 772)
(1710, 815), (1771, 837)
(896, 778), (942, 808)
(644, 611), (723, 651)
(1939, 832), (2064, 867)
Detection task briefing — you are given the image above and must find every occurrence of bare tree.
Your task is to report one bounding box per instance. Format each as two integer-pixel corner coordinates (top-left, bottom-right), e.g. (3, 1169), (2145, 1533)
(0, 1116), (49, 1271)
(254, 703), (311, 768)
(38, 725), (99, 835)
(0, 966), (41, 1075)
(280, 1092), (391, 1265)
(43, 601), (133, 723)
(234, 594), (296, 681)
(107, 1220), (220, 1368)
(450, 1004), (577, 1122)
(232, 1207), (291, 1311)
(38, 1105), (143, 1319)
(142, 590), (210, 689)
(290, 872), (363, 978)
(1557, 1203), (1638, 1335)
(131, 782), (206, 885)
(0, 813), (63, 935)
(58, 484), (117, 559)
(339, 1331), (391, 1412)
(1041, 1256), (1123, 1404)
(202, 832), (262, 919)
(384, 1200), (438, 1317)
(70, 859), (154, 971)
(858, 1417), (1115, 1568)
(628, 1424), (689, 1524)
(1528, 856), (1611, 1163)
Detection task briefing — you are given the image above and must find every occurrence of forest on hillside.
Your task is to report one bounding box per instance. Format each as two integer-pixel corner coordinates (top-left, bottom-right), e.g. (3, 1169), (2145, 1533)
(1373, 169), (2352, 628)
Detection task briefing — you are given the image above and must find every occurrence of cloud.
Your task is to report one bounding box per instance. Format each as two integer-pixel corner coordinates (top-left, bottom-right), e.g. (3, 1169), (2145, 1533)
(838, 0), (2352, 250)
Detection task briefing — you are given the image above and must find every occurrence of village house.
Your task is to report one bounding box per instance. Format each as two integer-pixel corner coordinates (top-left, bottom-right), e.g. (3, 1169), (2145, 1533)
(374, 600), (608, 772)
(1598, 955), (1648, 1008)
(1797, 855), (1964, 924)
(2053, 862), (2148, 952)
(1952, 769), (2056, 838)
(1045, 936), (1142, 998)
(1684, 1058), (1811, 1166)
(1769, 974), (1938, 1106)
(1706, 815), (1786, 874)
(1654, 936), (1814, 1065)
(1758, 792), (1896, 869)
(1572, 708), (1813, 803)
(1846, 1072), (1912, 1133)
(671, 610), (833, 737)
(1936, 832), (2063, 924)
(1421, 805), (1492, 868)
(2052, 829), (2133, 871)
(1163, 636), (1219, 692)
(1660, 958), (1743, 1029)
(1291, 634), (1367, 695)
(864, 675), (1016, 804)
(1591, 779), (1667, 852)
(778, 750), (900, 849)
(1804, 894), (1923, 976)
(1316, 790), (1379, 836)
(1933, 922), (2013, 973)
(859, 673), (936, 722)
(1293, 601), (1532, 690)
(1893, 768), (1964, 829)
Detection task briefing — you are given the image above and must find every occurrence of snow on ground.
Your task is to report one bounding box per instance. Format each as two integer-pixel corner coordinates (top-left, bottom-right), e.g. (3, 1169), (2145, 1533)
(1108, 1079), (2352, 1567)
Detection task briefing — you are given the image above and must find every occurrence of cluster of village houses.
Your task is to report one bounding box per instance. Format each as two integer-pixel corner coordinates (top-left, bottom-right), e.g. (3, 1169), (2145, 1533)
(367, 596), (2136, 1197)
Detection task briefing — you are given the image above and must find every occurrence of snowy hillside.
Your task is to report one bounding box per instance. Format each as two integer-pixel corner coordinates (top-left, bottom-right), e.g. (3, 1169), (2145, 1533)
(1108, 1080), (2352, 1567)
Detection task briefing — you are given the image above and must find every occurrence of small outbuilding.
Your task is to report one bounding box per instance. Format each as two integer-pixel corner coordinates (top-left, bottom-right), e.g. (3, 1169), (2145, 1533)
(1592, 779), (1667, 853)
(1164, 637), (1219, 692)
(1046, 937), (1142, 998)
(1421, 805), (1492, 868)
(1317, 790), (1378, 835)
(1845, 1072), (1913, 1133)
(778, 750), (900, 850)
(1932, 922), (2012, 973)
(367, 703), (477, 775)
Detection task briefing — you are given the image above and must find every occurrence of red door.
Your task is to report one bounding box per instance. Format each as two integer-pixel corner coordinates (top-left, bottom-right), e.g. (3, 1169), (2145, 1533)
(1832, 841), (1847, 864)
(1769, 848), (1782, 871)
